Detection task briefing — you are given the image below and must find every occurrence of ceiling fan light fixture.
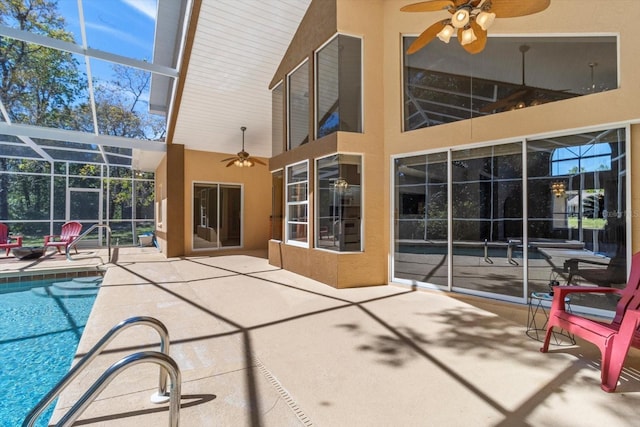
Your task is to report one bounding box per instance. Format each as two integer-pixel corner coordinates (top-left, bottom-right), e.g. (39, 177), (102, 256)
(475, 11), (496, 30)
(437, 24), (455, 43)
(460, 26), (477, 45)
(451, 8), (469, 28)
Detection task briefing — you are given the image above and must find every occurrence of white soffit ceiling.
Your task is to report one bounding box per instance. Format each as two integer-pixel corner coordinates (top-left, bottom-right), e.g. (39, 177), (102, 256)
(172, 0), (311, 158)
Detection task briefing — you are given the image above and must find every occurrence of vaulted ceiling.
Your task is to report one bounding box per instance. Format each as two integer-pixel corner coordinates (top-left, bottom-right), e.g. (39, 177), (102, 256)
(170, 0), (311, 163)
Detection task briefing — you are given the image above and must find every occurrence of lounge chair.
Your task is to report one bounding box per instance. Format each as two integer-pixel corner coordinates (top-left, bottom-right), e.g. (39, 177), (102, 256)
(0, 223), (22, 256)
(44, 221), (83, 254)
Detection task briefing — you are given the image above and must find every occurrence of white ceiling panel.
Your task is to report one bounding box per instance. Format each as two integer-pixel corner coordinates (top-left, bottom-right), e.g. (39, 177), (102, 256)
(172, 0), (311, 159)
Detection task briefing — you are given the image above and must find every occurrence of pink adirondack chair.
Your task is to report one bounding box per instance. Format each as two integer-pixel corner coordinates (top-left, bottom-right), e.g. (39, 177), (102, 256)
(0, 223), (22, 256)
(44, 221), (83, 254)
(541, 251), (640, 392)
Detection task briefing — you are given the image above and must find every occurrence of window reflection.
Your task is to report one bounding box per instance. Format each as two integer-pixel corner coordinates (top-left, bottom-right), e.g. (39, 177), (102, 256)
(403, 36), (617, 130)
(392, 127), (627, 312)
(316, 35), (362, 138)
(528, 128), (627, 312)
(316, 154), (362, 252)
(288, 62), (309, 149)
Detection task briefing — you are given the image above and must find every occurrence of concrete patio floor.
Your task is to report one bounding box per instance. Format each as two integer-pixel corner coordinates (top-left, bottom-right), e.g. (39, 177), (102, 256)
(4, 247), (640, 426)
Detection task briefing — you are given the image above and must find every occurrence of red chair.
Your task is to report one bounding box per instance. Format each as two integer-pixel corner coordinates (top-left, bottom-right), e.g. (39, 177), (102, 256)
(541, 252), (640, 392)
(44, 221), (83, 254)
(0, 223), (22, 256)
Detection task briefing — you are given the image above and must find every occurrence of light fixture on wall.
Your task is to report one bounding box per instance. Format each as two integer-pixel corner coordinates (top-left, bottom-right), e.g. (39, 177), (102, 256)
(401, 0), (550, 54)
(551, 181), (566, 198)
(220, 126), (266, 168)
(333, 177), (349, 192)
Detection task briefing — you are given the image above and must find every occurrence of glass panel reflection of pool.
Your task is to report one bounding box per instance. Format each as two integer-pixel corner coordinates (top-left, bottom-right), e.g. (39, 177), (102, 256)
(0, 277), (100, 426)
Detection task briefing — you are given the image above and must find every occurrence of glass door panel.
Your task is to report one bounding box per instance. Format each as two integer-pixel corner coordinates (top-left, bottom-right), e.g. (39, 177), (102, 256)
(451, 143), (524, 298)
(527, 128), (626, 312)
(393, 152), (449, 287)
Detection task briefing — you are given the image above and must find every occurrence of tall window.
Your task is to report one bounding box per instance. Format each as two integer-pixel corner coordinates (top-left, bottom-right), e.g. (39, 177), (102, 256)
(272, 82), (284, 156)
(316, 154), (362, 251)
(286, 161), (309, 246)
(403, 36), (617, 130)
(192, 183), (242, 250)
(288, 61), (309, 150)
(315, 34), (362, 138)
(271, 170), (284, 240)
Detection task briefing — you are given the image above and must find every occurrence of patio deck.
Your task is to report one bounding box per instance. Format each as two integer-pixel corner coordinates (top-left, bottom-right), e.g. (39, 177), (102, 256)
(3, 247), (640, 426)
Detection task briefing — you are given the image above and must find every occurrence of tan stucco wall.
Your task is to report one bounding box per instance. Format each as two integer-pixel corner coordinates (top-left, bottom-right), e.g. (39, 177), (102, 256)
(267, 0), (639, 287)
(182, 149), (271, 256)
(268, 0), (388, 288)
(153, 145), (186, 258)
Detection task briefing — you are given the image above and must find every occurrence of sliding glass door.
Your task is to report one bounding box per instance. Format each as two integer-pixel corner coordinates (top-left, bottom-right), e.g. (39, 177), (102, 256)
(392, 126), (628, 310)
(193, 183), (242, 250)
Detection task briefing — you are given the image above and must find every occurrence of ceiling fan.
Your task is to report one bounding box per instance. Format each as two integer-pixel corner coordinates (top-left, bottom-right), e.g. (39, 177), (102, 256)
(221, 126), (266, 168)
(479, 44), (576, 113)
(401, 0), (550, 55)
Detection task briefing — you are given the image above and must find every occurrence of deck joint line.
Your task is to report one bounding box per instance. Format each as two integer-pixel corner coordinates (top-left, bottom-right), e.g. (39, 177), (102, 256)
(254, 356), (313, 426)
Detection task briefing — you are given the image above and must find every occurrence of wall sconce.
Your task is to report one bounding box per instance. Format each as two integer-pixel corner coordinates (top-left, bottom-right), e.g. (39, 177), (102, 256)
(551, 181), (566, 198)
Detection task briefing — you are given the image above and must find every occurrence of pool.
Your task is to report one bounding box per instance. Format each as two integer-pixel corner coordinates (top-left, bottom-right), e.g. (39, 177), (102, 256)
(0, 276), (100, 427)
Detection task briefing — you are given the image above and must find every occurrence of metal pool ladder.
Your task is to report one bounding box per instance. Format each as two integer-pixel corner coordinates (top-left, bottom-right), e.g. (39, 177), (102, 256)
(23, 316), (181, 427)
(66, 223), (112, 261)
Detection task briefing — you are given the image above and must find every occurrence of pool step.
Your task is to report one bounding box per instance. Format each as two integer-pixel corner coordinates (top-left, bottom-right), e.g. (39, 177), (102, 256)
(32, 276), (102, 297)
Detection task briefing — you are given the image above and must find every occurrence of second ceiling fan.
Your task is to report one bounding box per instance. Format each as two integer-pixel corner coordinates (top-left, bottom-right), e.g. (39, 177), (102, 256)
(221, 126), (266, 168)
(401, 0), (550, 55)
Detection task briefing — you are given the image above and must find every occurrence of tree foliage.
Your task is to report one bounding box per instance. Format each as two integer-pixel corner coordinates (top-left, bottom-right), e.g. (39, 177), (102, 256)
(0, 1), (157, 239)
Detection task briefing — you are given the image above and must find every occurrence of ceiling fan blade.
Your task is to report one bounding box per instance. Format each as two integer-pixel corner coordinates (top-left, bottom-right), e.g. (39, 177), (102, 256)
(458, 21), (487, 54)
(407, 19), (448, 54)
(489, 0), (550, 18)
(400, 0), (454, 12)
(225, 159), (237, 167)
(221, 156), (237, 162)
(250, 157), (266, 166)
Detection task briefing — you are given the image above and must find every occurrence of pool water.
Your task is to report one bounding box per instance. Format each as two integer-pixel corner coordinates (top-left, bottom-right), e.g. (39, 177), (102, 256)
(0, 278), (99, 427)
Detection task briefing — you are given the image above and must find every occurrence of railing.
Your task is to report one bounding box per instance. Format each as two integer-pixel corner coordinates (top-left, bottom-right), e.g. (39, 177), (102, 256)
(56, 351), (181, 427)
(23, 316), (173, 427)
(66, 223), (111, 261)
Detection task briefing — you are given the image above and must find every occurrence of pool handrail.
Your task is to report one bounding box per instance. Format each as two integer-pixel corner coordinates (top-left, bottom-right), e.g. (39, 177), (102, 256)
(66, 224), (112, 261)
(23, 316), (171, 427)
(55, 351), (181, 427)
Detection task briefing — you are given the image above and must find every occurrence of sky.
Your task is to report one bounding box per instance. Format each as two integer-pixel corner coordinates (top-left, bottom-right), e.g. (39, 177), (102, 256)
(54, 0), (161, 118)
(58, 0), (157, 61)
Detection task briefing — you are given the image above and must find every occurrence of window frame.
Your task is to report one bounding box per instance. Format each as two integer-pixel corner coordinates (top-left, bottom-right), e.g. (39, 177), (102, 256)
(287, 59), (310, 151)
(314, 33), (364, 140)
(315, 153), (364, 253)
(285, 160), (310, 247)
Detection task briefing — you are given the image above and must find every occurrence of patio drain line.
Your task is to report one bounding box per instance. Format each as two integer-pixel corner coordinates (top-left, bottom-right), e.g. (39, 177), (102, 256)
(254, 356), (313, 426)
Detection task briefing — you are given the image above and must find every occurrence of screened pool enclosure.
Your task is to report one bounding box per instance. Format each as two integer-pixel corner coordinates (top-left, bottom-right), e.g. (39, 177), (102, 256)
(0, 159), (154, 247)
(0, 1), (189, 248)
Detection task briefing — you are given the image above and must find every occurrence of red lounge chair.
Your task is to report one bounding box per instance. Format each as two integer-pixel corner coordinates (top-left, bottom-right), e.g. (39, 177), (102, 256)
(541, 252), (640, 392)
(44, 221), (83, 254)
(0, 223), (22, 256)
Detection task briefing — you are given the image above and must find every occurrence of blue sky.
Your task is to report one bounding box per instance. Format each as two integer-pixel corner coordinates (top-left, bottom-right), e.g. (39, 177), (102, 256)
(59, 0), (157, 62)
